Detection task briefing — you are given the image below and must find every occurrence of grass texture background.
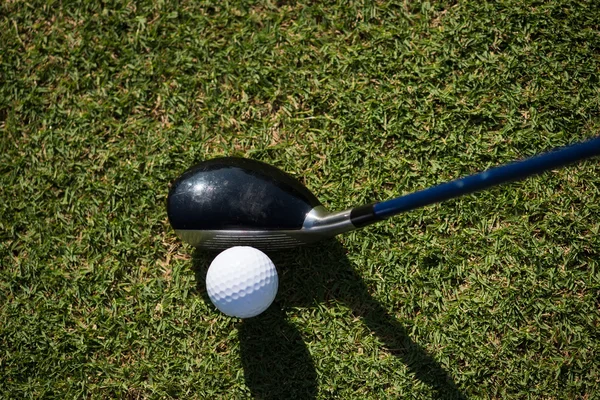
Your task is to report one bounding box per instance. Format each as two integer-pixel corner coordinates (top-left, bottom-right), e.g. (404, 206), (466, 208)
(2, 0), (600, 398)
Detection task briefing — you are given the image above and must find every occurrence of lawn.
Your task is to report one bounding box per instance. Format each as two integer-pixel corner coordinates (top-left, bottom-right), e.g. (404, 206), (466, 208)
(2, 0), (600, 398)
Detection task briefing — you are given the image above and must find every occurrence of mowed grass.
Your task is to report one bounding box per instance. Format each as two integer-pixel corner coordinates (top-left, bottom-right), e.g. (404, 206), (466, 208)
(2, 0), (600, 398)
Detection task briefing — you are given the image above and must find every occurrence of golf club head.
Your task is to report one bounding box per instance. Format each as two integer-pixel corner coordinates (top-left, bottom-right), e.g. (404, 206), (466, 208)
(167, 157), (356, 251)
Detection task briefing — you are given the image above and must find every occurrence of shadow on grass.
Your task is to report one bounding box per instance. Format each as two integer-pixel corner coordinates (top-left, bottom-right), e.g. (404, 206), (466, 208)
(192, 241), (466, 399)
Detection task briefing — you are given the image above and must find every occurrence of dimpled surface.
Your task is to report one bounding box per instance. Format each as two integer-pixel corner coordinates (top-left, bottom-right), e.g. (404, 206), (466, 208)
(205, 246), (278, 318)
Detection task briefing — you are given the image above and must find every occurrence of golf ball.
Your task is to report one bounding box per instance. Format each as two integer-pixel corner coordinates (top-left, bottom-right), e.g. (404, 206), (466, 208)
(205, 246), (278, 318)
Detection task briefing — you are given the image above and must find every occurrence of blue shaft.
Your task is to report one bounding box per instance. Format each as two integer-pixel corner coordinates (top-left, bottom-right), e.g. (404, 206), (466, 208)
(372, 137), (600, 219)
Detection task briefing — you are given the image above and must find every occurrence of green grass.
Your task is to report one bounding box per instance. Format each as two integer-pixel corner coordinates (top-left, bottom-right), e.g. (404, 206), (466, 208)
(2, 0), (600, 398)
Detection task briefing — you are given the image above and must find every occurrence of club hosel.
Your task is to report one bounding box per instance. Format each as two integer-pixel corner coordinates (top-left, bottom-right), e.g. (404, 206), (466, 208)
(302, 206), (357, 235)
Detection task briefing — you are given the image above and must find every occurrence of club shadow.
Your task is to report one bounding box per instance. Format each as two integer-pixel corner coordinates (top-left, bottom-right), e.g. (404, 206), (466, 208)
(192, 241), (466, 399)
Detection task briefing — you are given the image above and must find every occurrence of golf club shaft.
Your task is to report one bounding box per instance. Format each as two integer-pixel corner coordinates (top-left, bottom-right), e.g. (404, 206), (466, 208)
(350, 136), (600, 227)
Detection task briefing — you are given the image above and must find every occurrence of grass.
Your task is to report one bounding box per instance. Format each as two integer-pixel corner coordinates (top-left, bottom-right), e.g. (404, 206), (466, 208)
(2, 0), (600, 398)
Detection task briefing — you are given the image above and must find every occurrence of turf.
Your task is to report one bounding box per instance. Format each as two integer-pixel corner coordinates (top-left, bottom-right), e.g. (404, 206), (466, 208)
(2, 0), (600, 398)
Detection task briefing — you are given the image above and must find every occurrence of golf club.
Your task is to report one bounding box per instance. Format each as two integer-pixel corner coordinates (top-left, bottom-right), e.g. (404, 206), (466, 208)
(167, 137), (600, 251)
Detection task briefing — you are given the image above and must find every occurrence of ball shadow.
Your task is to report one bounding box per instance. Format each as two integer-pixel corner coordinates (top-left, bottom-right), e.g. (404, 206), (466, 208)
(192, 250), (317, 399)
(192, 241), (466, 399)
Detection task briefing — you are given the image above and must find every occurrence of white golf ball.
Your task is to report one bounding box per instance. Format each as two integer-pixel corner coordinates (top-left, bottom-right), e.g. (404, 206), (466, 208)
(205, 246), (278, 318)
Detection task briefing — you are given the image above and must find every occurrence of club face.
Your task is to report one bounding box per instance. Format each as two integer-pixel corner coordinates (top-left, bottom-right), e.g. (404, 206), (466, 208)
(167, 157), (326, 250)
(173, 207), (357, 251)
(175, 227), (324, 251)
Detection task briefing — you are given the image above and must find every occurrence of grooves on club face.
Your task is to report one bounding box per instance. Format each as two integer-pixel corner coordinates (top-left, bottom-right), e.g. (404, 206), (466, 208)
(167, 158), (358, 251)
